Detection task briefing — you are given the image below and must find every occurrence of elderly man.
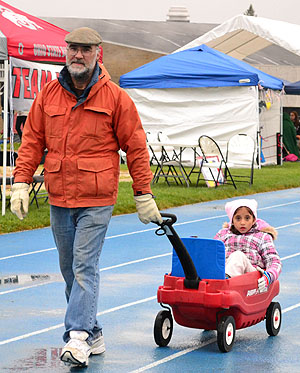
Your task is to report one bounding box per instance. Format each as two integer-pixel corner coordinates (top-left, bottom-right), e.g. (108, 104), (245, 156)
(10, 27), (162, 368)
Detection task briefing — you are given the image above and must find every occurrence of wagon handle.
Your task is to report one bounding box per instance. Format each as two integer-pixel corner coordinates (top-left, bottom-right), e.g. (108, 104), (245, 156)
(155, 213), (200, 289)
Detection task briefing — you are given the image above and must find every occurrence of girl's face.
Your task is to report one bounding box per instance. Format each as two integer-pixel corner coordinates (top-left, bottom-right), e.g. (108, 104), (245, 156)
(232, 207), (255, 234)
(290, 112), (296, 122)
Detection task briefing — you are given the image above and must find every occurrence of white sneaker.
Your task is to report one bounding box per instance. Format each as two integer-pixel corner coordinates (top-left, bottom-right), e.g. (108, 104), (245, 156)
(60, 331), (90, 367)
(60, 330), (105, 367)
(90, 332), (106, 355)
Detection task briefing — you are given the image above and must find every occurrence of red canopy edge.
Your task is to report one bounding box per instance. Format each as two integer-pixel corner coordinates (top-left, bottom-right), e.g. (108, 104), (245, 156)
(0, 0), (68, 63)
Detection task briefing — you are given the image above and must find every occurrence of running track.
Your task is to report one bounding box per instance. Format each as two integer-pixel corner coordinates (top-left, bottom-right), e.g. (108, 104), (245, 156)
(0, 188), (299, 372)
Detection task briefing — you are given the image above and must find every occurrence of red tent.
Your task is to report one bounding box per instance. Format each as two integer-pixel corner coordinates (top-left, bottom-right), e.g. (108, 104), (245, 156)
(0, 1), (69, 215)
(0, 0), (67, 63)
(0, 1), (104, 214)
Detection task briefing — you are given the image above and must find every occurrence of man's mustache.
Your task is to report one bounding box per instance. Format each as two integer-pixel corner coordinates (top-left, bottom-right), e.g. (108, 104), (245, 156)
(71, 60), (85, 65)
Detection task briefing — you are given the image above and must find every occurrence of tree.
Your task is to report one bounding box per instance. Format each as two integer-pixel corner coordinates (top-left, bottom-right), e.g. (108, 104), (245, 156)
(244, 4), (257, 16)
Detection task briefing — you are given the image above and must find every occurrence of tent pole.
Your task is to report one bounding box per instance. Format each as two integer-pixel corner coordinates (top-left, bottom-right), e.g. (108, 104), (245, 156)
(1, 59), (9, 216)
(256, 86), (261, 169)
(279, 95), (283, 166)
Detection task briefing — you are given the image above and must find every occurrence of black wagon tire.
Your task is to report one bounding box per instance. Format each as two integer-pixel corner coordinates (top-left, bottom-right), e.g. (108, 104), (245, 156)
(154, 310), (173, 347)
(266, 302), (281, 336)
(217, 315), (236, 352)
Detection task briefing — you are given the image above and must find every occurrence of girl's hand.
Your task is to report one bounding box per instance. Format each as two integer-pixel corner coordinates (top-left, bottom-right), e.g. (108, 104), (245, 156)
(257, 267), (271, 293)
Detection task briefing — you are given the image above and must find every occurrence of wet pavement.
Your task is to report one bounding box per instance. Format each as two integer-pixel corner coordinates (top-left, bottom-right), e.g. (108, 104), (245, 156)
(0, 188), (299, 372)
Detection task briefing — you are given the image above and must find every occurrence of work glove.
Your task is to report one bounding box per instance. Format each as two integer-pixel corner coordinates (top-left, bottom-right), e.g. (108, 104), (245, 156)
(257, 267), (271, 293)
(10, 182), (30, 220)
(134, 194), (163, 224)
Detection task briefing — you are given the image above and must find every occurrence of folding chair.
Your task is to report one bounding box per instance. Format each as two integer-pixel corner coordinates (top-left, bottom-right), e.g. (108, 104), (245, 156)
(197, 135), (237, 189)
(146, 131), (169, 183)
(225, 134), (256, 185)
(29, 168), (48, 208)
(151, 131), (192, 186)
(146, 131), (161, 166)
(157, 131), (178, 161)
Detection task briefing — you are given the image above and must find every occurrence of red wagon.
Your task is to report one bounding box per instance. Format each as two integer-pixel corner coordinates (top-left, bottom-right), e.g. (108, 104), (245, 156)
(154, 213), (281, 352)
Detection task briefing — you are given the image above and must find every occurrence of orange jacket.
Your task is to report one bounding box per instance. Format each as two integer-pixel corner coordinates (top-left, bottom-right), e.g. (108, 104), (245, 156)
(13, 65), (153, 208)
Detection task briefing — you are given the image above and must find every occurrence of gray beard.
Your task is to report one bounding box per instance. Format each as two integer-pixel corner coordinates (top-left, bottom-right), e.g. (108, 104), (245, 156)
(67, 65), (91, 83)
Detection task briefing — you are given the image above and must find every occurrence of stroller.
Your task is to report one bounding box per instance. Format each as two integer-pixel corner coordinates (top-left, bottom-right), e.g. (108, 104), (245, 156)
(153, 213), (281, 352)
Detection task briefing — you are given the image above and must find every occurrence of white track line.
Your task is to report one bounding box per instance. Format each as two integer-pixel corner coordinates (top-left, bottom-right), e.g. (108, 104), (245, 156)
(258, 201), (300, 211)
(275, 222), (300, 230)
(0, 296), (156, 346)
(281, 252), (300, 261)
(1, 248), (297, 296)
(1, 220), (299, 262)
(1, 224), (299, 296)
(98, 296), (156, 316)
(130, 341), (215, 373)
(0, 281), (55, 295)
(0, 254), (171, 296)
(0, 248), (56, 261)
(282, 302), (300, 313)
(1, 200), (299, 262)
(175, 202), (300, 228)
(0, 298), (298, 350)
(0, 324), (65, 346)
(130, 301), (300, 373)
(1, 248), (298, 296)
(99, 253), (171, 272)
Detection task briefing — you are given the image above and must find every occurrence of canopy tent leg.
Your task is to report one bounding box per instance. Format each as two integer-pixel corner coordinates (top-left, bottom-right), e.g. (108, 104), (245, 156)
(2, 59), (9, 216)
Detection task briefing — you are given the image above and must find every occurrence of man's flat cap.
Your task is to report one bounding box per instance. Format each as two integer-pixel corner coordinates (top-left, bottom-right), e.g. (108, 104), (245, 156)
(65, 27), (102, 45)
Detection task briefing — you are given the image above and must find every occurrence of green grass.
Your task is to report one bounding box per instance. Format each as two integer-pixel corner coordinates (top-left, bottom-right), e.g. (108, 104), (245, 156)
(1, 162), (299, 234)
(0, 141), (21, 151)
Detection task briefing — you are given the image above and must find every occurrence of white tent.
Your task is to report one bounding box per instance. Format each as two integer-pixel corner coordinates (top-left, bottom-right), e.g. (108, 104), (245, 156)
(126, 86), (282, 167)
(127, 84), (260, 155)
(173, 14), (300, 166)
(120, 44), (283, 167)
(174, 14), (300, 59)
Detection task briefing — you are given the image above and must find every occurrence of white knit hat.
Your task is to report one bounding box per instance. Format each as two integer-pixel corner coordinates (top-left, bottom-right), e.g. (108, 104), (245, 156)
(225, 199), (257, 225)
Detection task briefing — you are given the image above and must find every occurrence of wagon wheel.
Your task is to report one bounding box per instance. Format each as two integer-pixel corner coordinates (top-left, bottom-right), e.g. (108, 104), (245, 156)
(217, 315), (236, 352)
(266, 302), (281, 336)
(154, 310), (173, 347)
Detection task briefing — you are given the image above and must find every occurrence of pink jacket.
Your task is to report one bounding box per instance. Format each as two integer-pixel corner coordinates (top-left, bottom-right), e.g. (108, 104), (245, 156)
(214, 224), (282, 283)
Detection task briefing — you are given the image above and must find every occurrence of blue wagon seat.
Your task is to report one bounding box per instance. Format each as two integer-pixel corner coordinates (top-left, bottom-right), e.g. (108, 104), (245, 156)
(171, 237), (225, 280)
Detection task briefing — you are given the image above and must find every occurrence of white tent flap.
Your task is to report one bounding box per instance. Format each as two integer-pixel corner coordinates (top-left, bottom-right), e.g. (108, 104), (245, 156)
(127, 85), (259, 156)
(0, 30), (7, 60)
(175, 15), (300, 59)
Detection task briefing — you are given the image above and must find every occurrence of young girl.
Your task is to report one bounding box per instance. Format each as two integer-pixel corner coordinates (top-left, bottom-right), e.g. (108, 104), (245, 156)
(214, 199), (282, 292)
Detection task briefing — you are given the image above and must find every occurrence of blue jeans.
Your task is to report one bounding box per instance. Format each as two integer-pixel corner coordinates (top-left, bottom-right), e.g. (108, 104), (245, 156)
(50, 205), (114, 343)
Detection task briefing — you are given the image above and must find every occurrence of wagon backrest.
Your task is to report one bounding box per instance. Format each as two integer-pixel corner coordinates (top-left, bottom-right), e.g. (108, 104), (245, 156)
(171, 237), (225, 280)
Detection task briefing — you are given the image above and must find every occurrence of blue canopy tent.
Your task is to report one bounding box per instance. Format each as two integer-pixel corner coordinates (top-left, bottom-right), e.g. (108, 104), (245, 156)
(120, 44), (283, 90)
(120, 45), (283, 166)
(284, 80), (300, 95)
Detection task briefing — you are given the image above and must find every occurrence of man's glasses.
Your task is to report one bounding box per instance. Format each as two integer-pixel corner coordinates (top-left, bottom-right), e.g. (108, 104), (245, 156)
(67, 45), (94, 56)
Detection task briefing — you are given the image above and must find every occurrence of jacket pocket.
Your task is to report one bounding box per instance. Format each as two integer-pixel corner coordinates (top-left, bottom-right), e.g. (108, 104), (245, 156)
(44, 158), (64, 197)
(77, 158), (115, 198)
(80, 106), (113, 139)
(44, 105), (66, 138)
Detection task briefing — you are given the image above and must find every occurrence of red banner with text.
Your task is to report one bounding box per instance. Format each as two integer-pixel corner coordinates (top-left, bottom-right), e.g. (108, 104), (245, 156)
(10, 56), (63, 111)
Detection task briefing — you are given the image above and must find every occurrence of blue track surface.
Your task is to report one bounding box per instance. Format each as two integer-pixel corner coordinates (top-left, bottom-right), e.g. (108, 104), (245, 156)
(0, 188), (299, 372)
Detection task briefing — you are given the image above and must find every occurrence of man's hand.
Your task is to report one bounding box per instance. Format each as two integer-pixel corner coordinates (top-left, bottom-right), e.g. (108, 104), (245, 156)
(257, 267), (271, 293)
(134, 194), (163, 224)
(10, 183), (30, 220)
